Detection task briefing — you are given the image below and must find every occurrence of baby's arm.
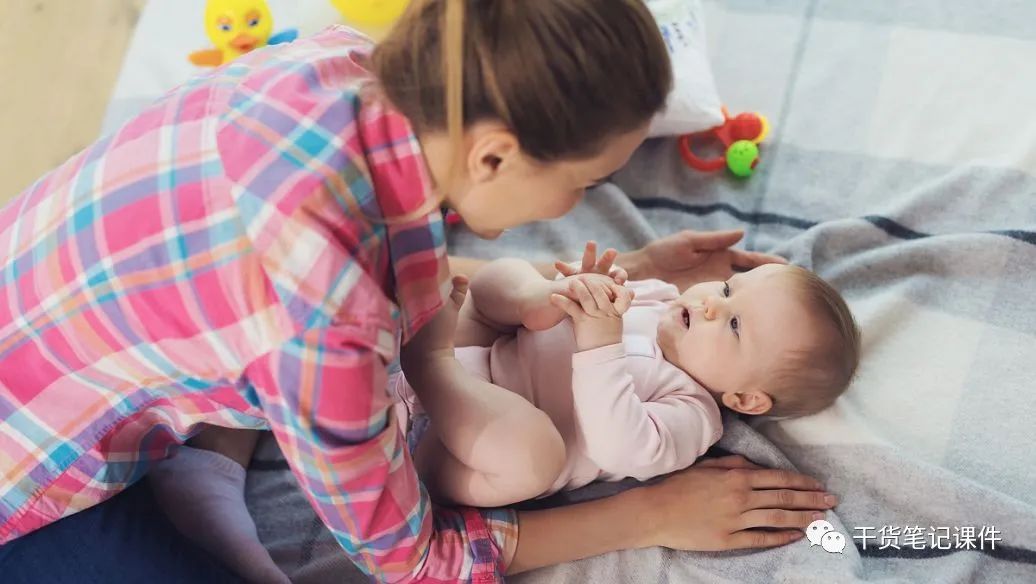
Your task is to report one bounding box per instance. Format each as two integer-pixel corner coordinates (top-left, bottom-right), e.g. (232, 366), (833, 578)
(549, 274), (632, 351)
(551, 281), (720, 479)
(571, 357), (722, 480)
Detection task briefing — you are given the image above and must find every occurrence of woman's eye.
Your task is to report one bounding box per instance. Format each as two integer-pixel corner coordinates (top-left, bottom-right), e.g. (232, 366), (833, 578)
(730, 317), (740, 336)
(723, 282), (731, 297)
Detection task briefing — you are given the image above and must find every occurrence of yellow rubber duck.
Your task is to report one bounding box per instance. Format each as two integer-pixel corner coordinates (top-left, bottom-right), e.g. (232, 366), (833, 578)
(190, 0), (297, 67)
(331, 0), (410, 40)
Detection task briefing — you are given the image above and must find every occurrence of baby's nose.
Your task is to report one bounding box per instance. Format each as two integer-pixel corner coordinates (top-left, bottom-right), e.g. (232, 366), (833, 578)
(703, 296), (725, 320)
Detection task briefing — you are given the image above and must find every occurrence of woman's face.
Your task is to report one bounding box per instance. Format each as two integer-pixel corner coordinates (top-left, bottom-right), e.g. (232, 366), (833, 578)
(444, 125), (649, 239)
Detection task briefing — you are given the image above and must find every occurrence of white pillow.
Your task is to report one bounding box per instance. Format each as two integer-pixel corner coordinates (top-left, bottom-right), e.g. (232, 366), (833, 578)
(298, 0), (346, 37)
(644, 0), (724, 137)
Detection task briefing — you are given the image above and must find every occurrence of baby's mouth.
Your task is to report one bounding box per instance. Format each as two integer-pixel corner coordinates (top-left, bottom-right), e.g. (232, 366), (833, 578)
(682, 307), (691, 329)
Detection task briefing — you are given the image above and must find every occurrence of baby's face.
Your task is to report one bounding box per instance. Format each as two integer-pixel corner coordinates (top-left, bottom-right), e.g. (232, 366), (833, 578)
(656, 264), (818, 396)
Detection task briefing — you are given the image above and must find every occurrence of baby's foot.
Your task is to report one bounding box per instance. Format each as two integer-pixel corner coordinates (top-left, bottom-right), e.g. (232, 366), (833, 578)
(149, 447), (290, 584)
(519, 282), (568, 331)
(401, 276), (468, 372)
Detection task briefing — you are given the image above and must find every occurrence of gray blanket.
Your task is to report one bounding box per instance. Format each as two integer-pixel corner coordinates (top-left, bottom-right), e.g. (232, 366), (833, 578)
(240, 0), (1036, 582)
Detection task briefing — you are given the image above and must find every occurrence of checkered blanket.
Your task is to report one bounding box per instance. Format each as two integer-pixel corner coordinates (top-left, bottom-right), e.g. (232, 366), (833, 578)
(105, 1), (1036, 582)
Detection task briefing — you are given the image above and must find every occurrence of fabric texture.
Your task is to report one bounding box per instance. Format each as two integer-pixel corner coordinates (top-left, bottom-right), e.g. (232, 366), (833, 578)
(1, 26), (515, 583)
(103, 1), (1036, 582)
(0, 479), (244, 584)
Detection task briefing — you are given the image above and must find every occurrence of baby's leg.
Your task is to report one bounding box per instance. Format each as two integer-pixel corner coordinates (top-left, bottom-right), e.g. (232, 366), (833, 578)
(403, 275), (565, 506)
(454, 292), (512, 348)
(150, 426), (290, 584)
(406, 355), (566, 507)
(414, 423), (563, 507)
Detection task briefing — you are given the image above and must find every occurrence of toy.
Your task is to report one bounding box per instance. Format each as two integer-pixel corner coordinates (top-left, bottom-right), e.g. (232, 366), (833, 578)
(678, 107), (770, 178)
(330, 0), (410, 39)
(189, 0), (298, 67)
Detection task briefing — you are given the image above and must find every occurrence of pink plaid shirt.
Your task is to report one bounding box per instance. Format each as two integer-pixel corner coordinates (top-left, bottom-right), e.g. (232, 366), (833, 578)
(0, 27), (516, 582)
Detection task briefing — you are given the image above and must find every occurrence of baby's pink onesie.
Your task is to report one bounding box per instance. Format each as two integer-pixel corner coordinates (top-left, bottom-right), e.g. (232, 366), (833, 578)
(395, 279), (723, 496)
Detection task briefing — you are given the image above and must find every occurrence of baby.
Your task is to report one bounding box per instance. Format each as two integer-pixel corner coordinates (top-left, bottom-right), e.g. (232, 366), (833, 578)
(398, 245), (861, 507)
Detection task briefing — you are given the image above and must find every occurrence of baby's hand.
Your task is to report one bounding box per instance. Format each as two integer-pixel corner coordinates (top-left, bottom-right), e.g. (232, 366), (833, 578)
(554, 241), (628, 285)
(550, 274), (634, 351)
(521, 242), (627, 332)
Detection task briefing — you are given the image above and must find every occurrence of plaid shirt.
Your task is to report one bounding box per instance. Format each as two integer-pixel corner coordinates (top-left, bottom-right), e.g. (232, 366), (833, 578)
(0, 27), (516, 582)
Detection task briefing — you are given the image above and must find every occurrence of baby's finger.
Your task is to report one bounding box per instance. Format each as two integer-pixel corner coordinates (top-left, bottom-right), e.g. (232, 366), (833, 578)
(612, 285), (633, 315)
(550, 293), (583, 320)
(570, 281), (602, 317)
(581, 241), (598, 274)
(595, 248), (618, 274)
(611, 266), (628, 285)
(589, 282), (616, 316)
(554, 260), (579, 278)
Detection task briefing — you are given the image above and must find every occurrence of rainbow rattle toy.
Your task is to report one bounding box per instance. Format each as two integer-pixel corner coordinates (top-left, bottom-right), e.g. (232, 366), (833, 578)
(678, 107), (770, 178)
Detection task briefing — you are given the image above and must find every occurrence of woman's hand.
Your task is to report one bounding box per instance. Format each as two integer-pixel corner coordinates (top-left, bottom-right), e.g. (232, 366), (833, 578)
(508, 454), (836, 574)
(617, 230), (787, 291)
(641, 455), (836, 551)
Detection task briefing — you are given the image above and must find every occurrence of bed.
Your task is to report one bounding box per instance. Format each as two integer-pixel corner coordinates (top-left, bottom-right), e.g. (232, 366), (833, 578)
(104, 1), (1036, 582)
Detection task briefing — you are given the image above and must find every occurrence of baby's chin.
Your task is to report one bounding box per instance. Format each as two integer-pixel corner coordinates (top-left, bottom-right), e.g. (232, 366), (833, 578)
(656, 332), (690, 372)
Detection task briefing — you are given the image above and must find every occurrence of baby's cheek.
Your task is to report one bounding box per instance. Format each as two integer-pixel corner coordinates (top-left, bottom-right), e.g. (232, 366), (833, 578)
(675, 337), (705, 375)
(656, 329), (675, 361)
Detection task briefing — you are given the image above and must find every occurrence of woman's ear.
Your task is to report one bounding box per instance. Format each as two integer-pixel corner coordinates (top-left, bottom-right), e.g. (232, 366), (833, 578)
(721, 390), (773, 416)
(467, 129), (520, 185)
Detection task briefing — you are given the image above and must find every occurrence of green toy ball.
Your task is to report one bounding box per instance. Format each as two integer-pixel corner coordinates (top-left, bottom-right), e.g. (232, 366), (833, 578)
(726, 140), (760, 178)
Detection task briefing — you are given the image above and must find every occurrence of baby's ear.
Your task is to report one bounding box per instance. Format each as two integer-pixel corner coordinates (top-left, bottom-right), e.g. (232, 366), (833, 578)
(721, 391), (773, 416)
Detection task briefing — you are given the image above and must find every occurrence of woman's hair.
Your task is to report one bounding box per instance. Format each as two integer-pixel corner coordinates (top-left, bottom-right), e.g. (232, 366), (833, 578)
(371, 0), (673, 175)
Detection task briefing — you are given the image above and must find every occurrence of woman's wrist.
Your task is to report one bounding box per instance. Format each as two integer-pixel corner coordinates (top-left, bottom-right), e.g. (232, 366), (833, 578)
(508, 485), (656, 575)
(614, 485), (659, 549)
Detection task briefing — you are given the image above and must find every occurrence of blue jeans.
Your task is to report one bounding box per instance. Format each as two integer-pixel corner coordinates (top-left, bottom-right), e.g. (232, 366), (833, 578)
(0, 479), (242, 584)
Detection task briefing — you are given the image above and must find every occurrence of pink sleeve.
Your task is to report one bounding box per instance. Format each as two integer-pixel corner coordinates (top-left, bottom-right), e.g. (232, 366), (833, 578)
(570, 344), (722, 480)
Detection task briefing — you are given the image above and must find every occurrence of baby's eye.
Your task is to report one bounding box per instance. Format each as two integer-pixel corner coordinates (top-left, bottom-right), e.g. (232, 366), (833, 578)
(722, 282), (731, 297)
(730, 316), (740, 337)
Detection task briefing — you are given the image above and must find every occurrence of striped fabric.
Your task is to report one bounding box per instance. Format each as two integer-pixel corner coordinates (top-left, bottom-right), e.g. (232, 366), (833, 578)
(0, 26), (515, 582)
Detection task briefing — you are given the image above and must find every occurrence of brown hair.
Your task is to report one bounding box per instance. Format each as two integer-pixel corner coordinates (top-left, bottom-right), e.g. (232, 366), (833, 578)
(764, 267), (862, 418)
(371, 0), (673, 181)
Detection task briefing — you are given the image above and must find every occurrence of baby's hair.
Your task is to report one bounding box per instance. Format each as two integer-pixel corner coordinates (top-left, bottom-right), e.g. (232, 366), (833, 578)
(764, 266), (861, 418)
(371, 0), (673, 189)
